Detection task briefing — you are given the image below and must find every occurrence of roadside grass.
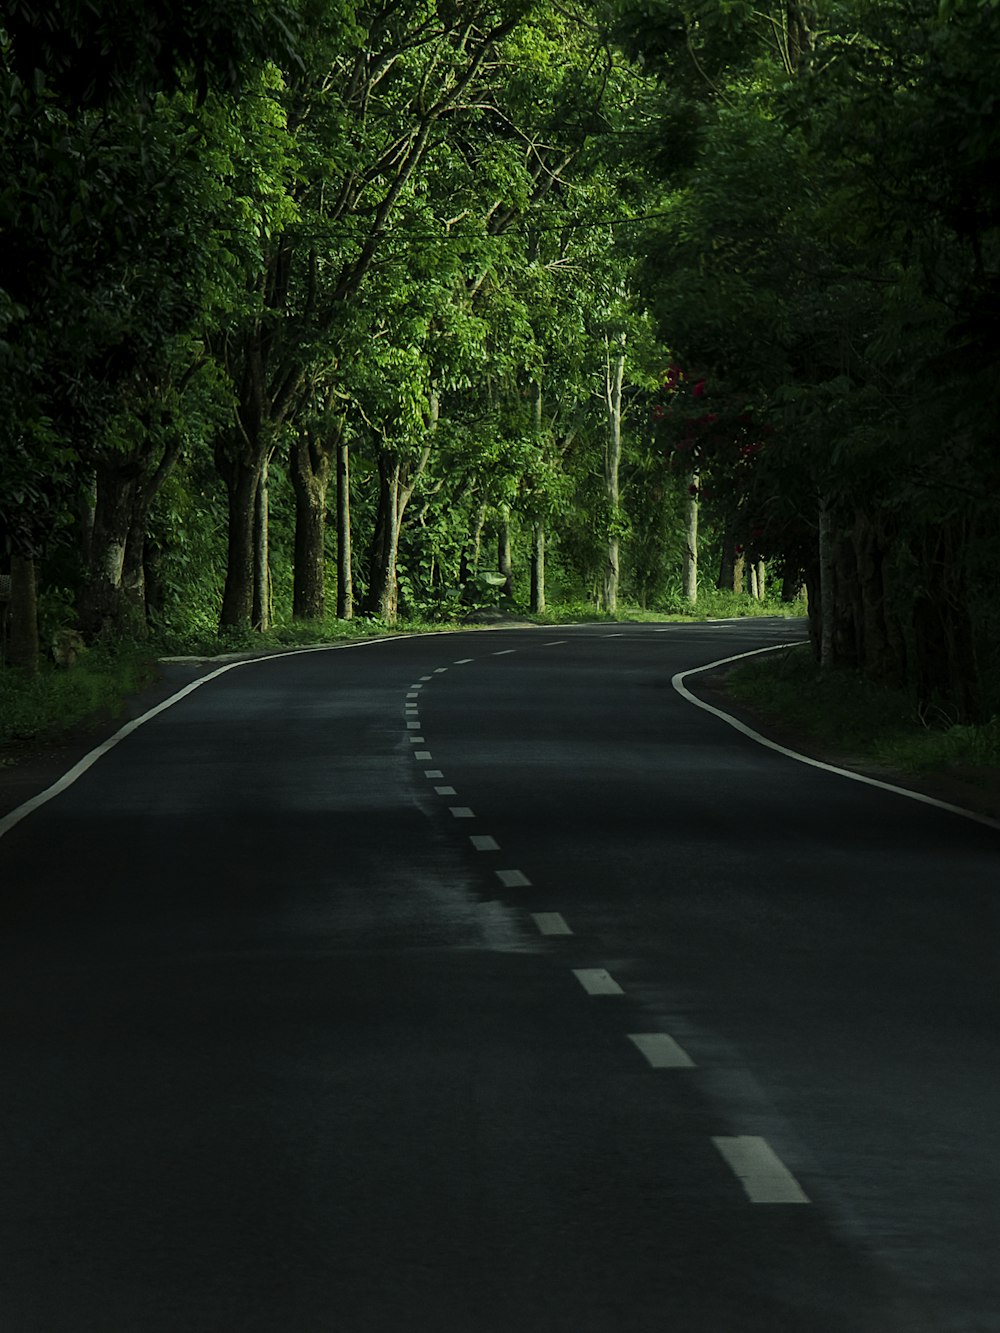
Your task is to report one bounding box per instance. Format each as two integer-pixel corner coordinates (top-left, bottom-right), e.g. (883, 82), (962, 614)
(0, 642), (158, 751)
(0, 592), (806, 752)
(725, 644), (1000, 775)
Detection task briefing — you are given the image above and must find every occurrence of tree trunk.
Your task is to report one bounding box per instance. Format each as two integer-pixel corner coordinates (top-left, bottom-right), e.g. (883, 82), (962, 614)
(460, 501), (486, 584)
(336, 435), (353, 620)
(219, 454), (263, 632)
(498, 511), (514, 598)
(818, 497), (835, 670)
(600, 334), (625, 614)
(530, 520), (545, 613)
(716, 527), (744, 593)
(252, 460), (271, 632)
(291, 427), (334, 620)
(79, 461), (139, 639)
(366, 453), (402, 621)
(682, 474), (699, 604)
(7, 554), (39, 674)
(754, 559), (766, 601)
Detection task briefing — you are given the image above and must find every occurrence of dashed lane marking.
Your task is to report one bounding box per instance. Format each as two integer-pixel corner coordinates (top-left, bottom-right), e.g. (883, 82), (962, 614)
(414, 751), (432, 760)
(420, 676), (433, 681)
(544, 640), (567, 646)
(572, 968), (624, 996)
(434, 667), (448, 674)
(492, 649), (516, 656)
(627, 1033), (695, 1069)
(434, 786), (458, 796)
(423, 769), (444, 778)
(496, 869), (531, 888)
(406, 721), (421, 729)
(406, 691), (420, 698)
(470, 835), (499, 851)
(712, 1136), (810, 1204)
(602, 633), (624, 638)
(454, 658), (474, 664)
(449, 806), (475, 819)
(531, 912), (572, 936)
(408, 736), (425, 744)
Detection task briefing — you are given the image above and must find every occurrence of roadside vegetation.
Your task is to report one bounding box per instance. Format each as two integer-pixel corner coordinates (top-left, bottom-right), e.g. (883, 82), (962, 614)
(2, 2), (997, 779)
(727, 646), (1000, 780)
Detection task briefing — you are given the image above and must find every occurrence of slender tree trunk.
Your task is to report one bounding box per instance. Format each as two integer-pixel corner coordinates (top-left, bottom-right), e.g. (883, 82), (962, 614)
(291, 427), (335, 620)
(7, 554), (39, 673)
(459, 501), (487, 584)
(336, 436), (353, 620)
(600, 334), (625, 614)
(682, 474), (699, 604)
(219, 455), (263, 631)
(498, 510), (514, 598)
(79, 462), (139, 638)
(754, 559), (766, 601)
(530, 520), (545, 613)
(252, 460), (271, 632)
(367, 453), (402, 621)
(716, 526), (745, 593)
(818, 497), (835, 670)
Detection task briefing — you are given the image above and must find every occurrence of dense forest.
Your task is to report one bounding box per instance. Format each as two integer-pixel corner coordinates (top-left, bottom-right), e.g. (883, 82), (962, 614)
(1, 1), (997, 722)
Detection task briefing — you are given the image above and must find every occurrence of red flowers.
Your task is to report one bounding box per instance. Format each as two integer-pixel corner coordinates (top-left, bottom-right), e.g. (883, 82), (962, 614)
(692, 379), (707, 398)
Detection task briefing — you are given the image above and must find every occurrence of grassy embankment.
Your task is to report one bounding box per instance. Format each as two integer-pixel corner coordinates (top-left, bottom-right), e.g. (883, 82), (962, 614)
(725, 643), (1000, 777)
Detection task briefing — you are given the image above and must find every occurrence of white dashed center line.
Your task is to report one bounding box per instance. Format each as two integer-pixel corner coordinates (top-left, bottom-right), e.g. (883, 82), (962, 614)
(492, 649), (516, 656)
(544, 640), (567, 646)
(434, 785), (457, 796)
(454, 658), (474, 664)
(423, 769), (444, 778)
(406, 721), (421, 729)
(420, 676), (433, 681)
(531, 912), (572, 936)
(496, 869), (531, 888)
(434, 667), (448, 674)
(408, 736), (425, 744)
(712, 1137), (809, 1204)
(627, 1033), (695, 1069)
(449, 806), (475, 819)
(414, 751), (432, 760)
(572, 968), (624, 996)
(470, 835), (499, 851)
(407, 692), (420, 698)
(602, 633), (623, 638)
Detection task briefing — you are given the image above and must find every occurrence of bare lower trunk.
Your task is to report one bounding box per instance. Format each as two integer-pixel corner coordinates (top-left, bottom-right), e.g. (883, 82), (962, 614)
(754, 559), (766, 600)
(367, 454), (402, 621)
(682, 475), (698, 604)
(219, 457), (263, 632)
(291, 429), (334, 620)
(7, 554), (39, 673)
(79, 462), (139, 638)
(600, 334), (625, 614)
(336, 436), (353, 620)
(498, 512), (513, 598)
(252, 461), (271, 632)
(818, 497), (835, 670)
(716, 527), (744, 593)
(530, 520), (545, 613)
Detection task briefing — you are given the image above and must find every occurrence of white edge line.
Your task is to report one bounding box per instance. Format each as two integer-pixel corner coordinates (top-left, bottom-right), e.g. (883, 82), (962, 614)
(672, 643), (1000, 833)
(0, 632), (433, 842)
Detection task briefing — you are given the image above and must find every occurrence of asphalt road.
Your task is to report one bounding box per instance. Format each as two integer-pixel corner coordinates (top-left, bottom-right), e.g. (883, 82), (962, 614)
(0, 619), (997, 1332)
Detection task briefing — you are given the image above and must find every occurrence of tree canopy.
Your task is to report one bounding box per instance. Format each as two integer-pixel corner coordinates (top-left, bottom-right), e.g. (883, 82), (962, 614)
(1, 0), (997, 723)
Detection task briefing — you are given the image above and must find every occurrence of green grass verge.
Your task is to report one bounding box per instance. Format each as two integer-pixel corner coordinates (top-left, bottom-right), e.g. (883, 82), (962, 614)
(0, 643), (158, 750)
(725, 644), (1000, 774)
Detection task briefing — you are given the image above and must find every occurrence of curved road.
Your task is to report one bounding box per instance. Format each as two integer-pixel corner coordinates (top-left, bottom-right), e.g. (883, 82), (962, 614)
(0, 620), (997, 1331)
